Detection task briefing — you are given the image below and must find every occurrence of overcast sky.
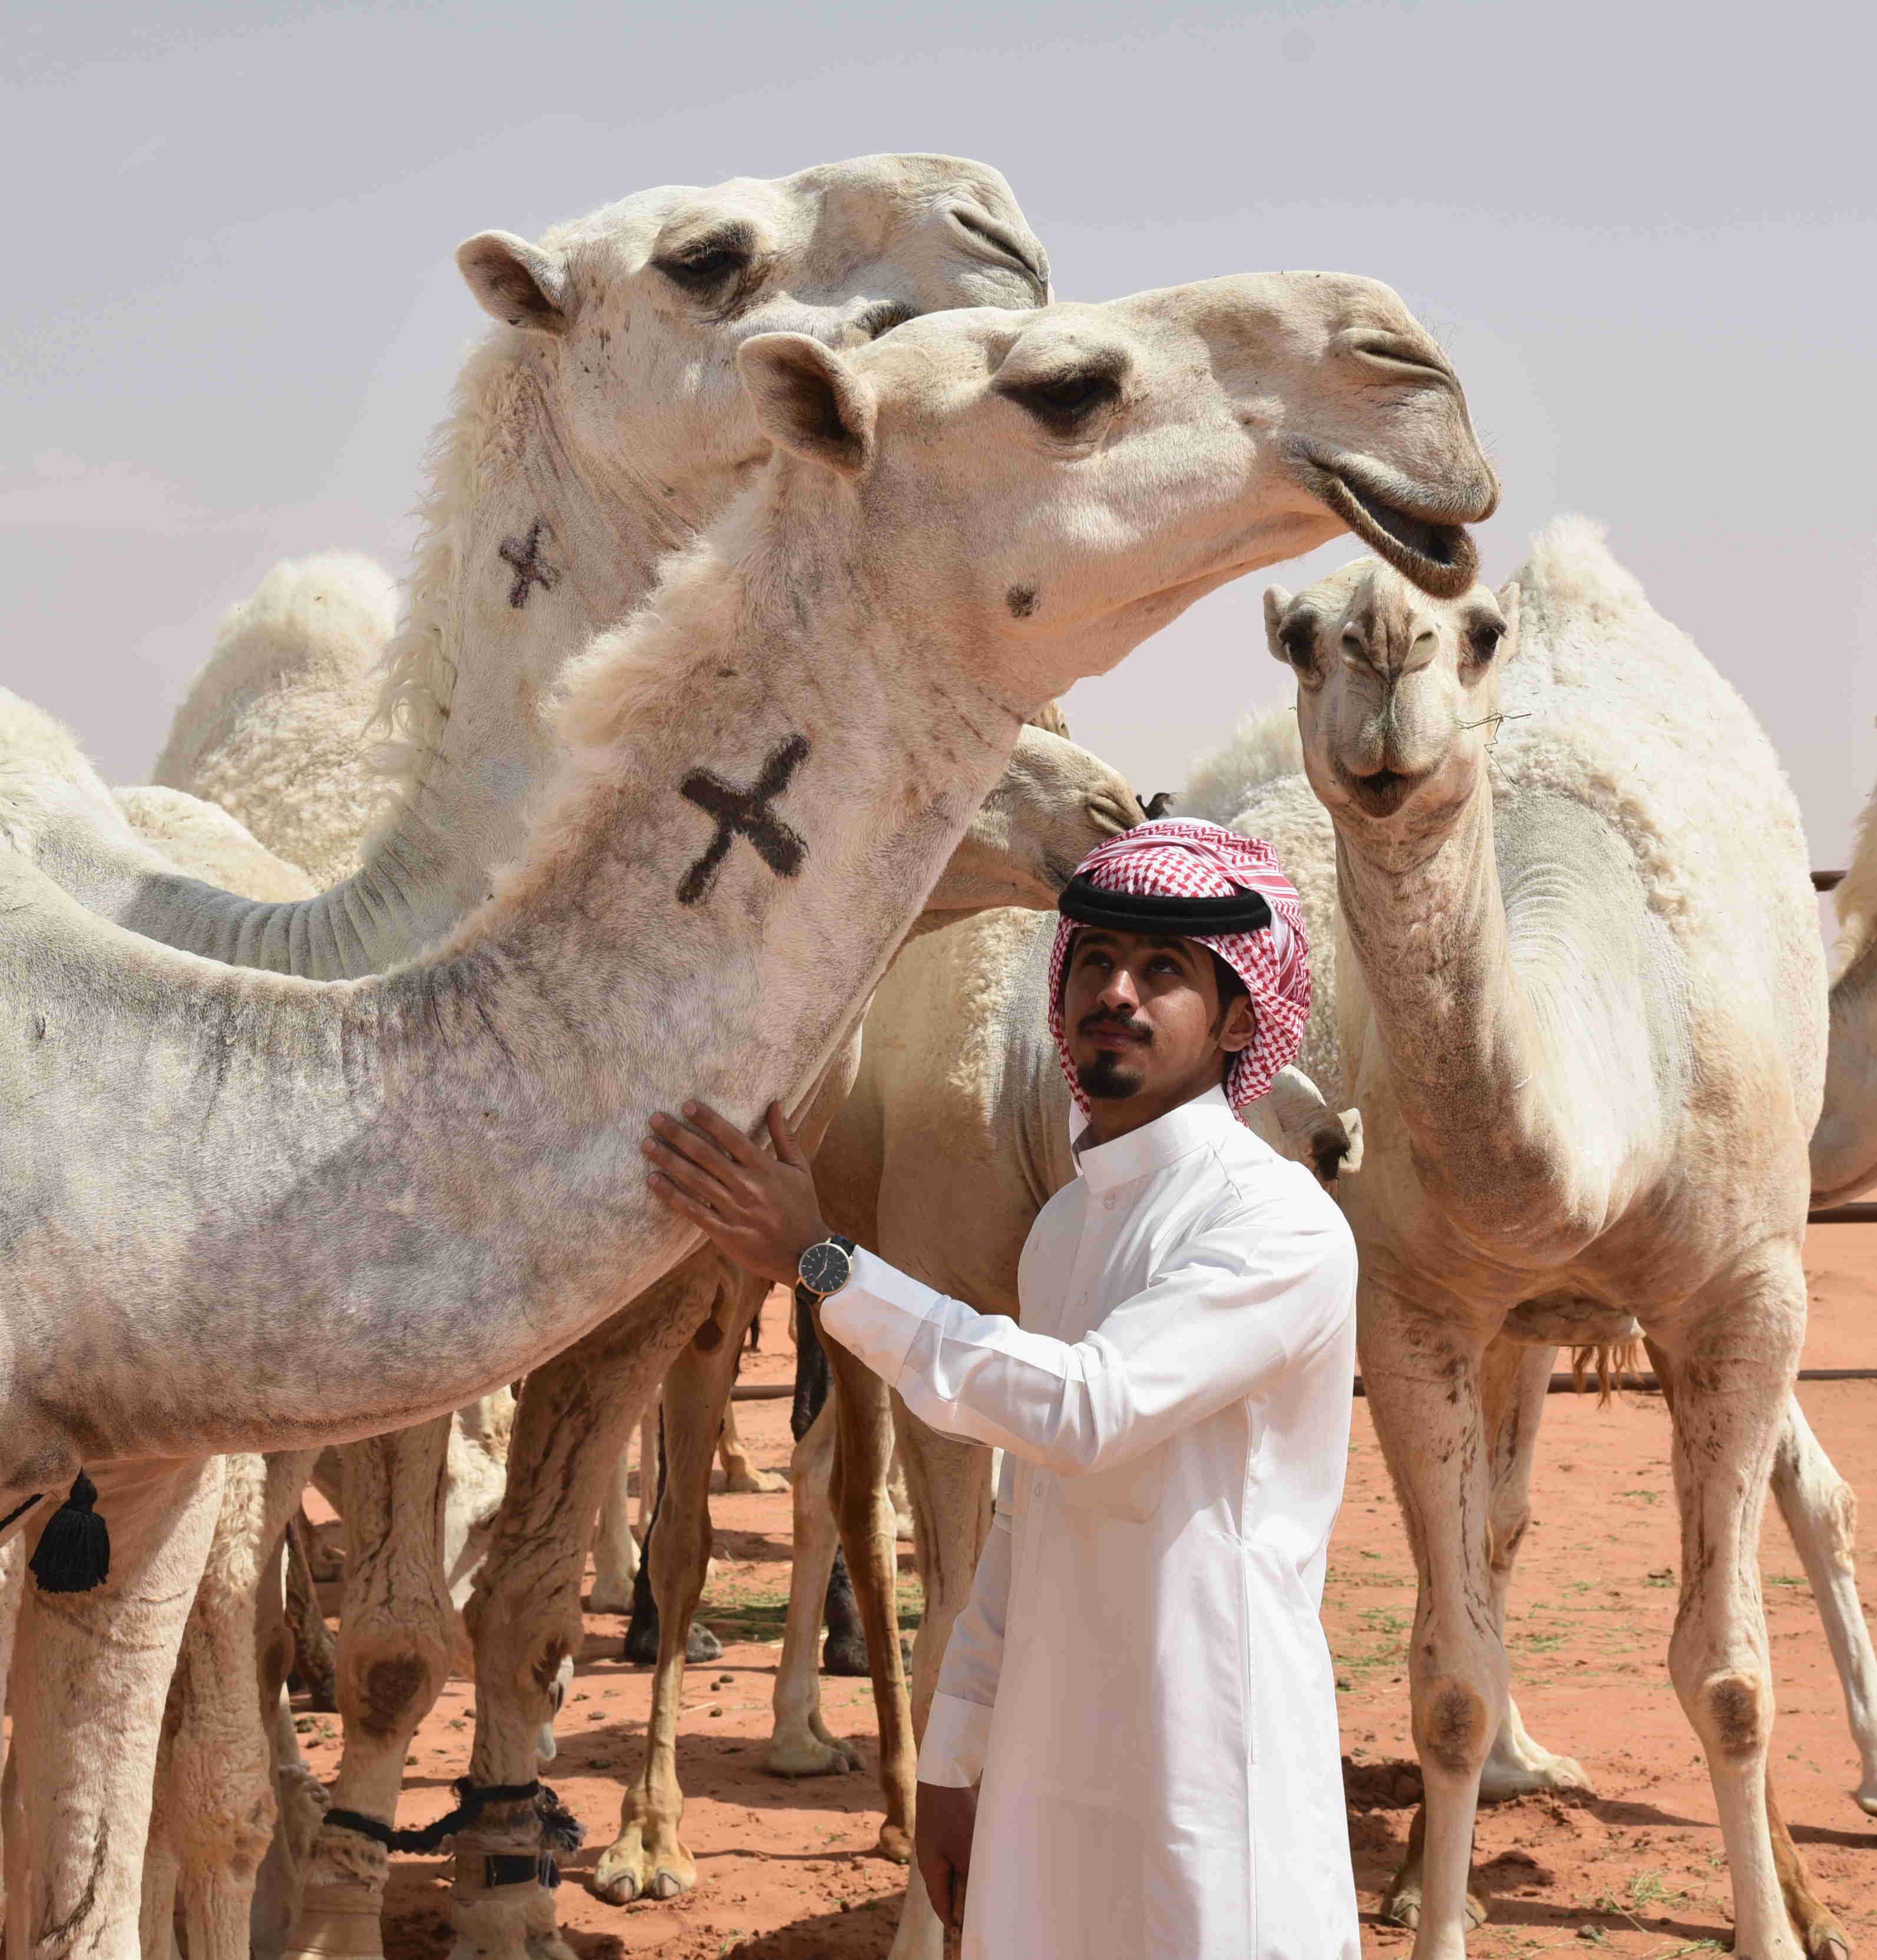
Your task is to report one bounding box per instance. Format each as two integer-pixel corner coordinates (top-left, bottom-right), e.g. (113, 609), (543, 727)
(5, 0), (1872, 874)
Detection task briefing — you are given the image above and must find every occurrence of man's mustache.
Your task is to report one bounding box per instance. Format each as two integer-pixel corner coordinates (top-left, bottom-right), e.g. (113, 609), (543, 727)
(1078, 1009), (1150, 1042)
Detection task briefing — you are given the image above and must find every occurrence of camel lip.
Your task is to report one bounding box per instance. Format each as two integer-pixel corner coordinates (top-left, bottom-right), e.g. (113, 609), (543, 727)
(1293, 454), (1482, 600)
(1337, 763), (1423, 819)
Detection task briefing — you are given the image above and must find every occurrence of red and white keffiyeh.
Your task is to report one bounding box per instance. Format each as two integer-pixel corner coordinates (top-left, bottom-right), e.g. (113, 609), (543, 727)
(1047, 819), (1310, 1114)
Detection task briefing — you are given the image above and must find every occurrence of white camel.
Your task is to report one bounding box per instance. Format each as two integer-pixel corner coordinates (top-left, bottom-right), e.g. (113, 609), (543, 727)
(73, 153), (1060, 1960)
(1197, 699), (1877, 1843)
(1812, 786), (1877, 1205)
(1263, 527), (1838, 1959)
(0, 265), (1495, 1960)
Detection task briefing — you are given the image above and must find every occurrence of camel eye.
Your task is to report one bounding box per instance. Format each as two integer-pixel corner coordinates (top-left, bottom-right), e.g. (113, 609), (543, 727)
(1282, 623), (1318, 670)
(655, 232), (754, 292)
(1469, 619), (1505, 662)
(1002, 366), (1122, 435)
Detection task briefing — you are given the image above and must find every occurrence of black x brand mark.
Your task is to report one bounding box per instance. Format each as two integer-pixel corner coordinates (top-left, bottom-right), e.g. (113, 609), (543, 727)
(676, 735), (811, 906)
(498, 521), (559, 610)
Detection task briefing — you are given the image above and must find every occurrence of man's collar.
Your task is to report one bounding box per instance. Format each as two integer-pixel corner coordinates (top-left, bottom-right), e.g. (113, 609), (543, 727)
(1071, 1084), (1241, 1194)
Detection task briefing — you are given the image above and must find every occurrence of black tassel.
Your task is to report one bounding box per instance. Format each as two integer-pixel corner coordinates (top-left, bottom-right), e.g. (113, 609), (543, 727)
(29, 1470), (110, 1593)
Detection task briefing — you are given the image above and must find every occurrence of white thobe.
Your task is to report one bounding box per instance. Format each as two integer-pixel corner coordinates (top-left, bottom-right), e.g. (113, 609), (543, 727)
(821, 1085), (1359, 1960)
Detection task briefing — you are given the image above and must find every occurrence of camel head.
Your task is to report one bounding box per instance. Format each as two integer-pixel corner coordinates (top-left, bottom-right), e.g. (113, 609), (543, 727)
(455, 154), (1049, 525)
(734, 272), (1499, 715)
(924, 723), (1146, 916)
(1263, 556), (1520, 845)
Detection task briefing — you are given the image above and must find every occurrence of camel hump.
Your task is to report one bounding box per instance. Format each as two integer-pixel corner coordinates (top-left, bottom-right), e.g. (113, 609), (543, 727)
(1179, 702), (1306, 828)
(1512, 514), (1650, 633)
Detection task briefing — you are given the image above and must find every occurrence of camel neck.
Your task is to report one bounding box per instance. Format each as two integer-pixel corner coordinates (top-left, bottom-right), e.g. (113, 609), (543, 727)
(135, 343), (689, 979)
(47, 487), (1023, 1461)
(1334, 782), (1552, 1245)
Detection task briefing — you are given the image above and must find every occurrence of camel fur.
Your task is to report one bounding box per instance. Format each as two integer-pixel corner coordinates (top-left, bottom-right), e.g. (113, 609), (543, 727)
(0, 264), (1495, 1960)
(1264, 522), (1842, 1959)
(1205, 703), (1877, 1843)
(150, 552), (399, 889)
(81, 155), (1060, 1960)
(1812, 784), (1877, 1206)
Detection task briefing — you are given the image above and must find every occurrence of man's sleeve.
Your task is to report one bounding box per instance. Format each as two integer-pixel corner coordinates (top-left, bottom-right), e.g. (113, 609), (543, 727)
(821, 1183), (1355, 1478)
(916, 1454), (1014, 1788)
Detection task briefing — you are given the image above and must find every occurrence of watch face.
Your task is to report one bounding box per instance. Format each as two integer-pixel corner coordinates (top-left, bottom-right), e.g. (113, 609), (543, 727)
(798, 1240), (852, 1296)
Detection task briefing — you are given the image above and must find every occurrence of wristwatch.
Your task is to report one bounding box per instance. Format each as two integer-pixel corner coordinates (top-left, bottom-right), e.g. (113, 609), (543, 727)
(795, 1233), (858, 1300)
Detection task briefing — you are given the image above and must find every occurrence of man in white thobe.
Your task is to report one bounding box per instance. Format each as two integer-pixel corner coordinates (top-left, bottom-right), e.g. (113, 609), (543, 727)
(644, 819), (1360, 1958)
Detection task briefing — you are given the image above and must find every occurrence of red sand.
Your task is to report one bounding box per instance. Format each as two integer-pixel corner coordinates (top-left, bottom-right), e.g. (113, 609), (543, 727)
(298, 1225), (1877, 1957)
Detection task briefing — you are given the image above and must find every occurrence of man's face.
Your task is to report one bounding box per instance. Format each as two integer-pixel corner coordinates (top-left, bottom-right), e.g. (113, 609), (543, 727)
(1061, 928), (1256, 1109)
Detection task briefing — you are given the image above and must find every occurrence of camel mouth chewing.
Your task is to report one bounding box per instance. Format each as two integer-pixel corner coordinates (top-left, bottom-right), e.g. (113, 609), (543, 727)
(1321, 471), (1479, 601)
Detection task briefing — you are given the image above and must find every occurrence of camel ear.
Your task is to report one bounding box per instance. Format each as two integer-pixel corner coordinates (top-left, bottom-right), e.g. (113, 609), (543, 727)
(738, 333), (877, 480)
(1262, 586), (1296, 665)
(458, 231), (570, 335)
(1494, 579), (1521, 660)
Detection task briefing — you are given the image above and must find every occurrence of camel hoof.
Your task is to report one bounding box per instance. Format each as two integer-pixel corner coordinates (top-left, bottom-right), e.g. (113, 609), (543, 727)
(822, 1631), (870, 1676)
(590, 1846), (698, 1908)
(621, 1619), (660, 1666)
(877, 1823), (913, 1865)
(764, 1735), (861, 1777)
(587, 1583), (633, 1615)
(687, 1622), (722, 1663)
(1381, 1884), (1486, 1933)
(1856, 1780), (1877, 1817)
(1478, 1750), (1595, 1804)
(720, 1467), (788, 1495)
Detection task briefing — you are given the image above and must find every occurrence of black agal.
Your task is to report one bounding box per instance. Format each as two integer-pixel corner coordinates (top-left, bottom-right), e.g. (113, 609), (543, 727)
(1056, 875), (1271, 937)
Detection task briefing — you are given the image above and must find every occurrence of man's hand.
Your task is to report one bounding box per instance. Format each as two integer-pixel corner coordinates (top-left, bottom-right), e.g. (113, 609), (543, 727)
(915, 1779), (976, 1938)
(642, 1100), (829, 1285)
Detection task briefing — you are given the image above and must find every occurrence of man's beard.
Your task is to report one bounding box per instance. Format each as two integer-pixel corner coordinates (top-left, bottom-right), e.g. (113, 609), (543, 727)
(1078, 1050), (1147, 1100)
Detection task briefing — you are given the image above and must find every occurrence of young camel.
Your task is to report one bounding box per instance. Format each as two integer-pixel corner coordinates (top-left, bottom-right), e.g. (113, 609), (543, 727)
(0, 269), (1496, 1960)
(49, 154), (1059, 1960)
(1812, 788), (1877, 1207)
(1265, 526), (1836, 1960)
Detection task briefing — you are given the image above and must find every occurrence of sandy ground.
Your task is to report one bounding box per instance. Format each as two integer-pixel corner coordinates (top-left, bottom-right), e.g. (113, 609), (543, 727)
(295, 1225), (1877, 1958)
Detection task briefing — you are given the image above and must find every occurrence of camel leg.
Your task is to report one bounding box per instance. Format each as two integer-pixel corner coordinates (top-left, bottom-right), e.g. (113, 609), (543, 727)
(1650, 1254), (1812, 1960)
(285, 1511), (339, 1708)
(1386, 1339), (1561, 1928)
(6, 1455), (223, 1960)
(821, 1326), (917, 1865)
(1648, 1340), (1846, 1960)
(255, 1450), (324, 1960)
(455, 1272), (714, 1960)
(143, 1456), (279, 1960)
(595, 1277), (759, 1905)
(1358, 1287), (1502, 1959)
(620, 1404), (723, 1670)
(285, 1418), (456, 1960)
(716, 1393), (787, 1495)
(1769, 1393), (1877, 1815)
(765, 1394), (862, 1775)
(636, 1409), (658, 1539)
(588, 1433), (639, 1614)
(1476, 1339), (1592, 1803)
(0, 1532), (24, 1921)
(885, 1407), (995, 1960)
